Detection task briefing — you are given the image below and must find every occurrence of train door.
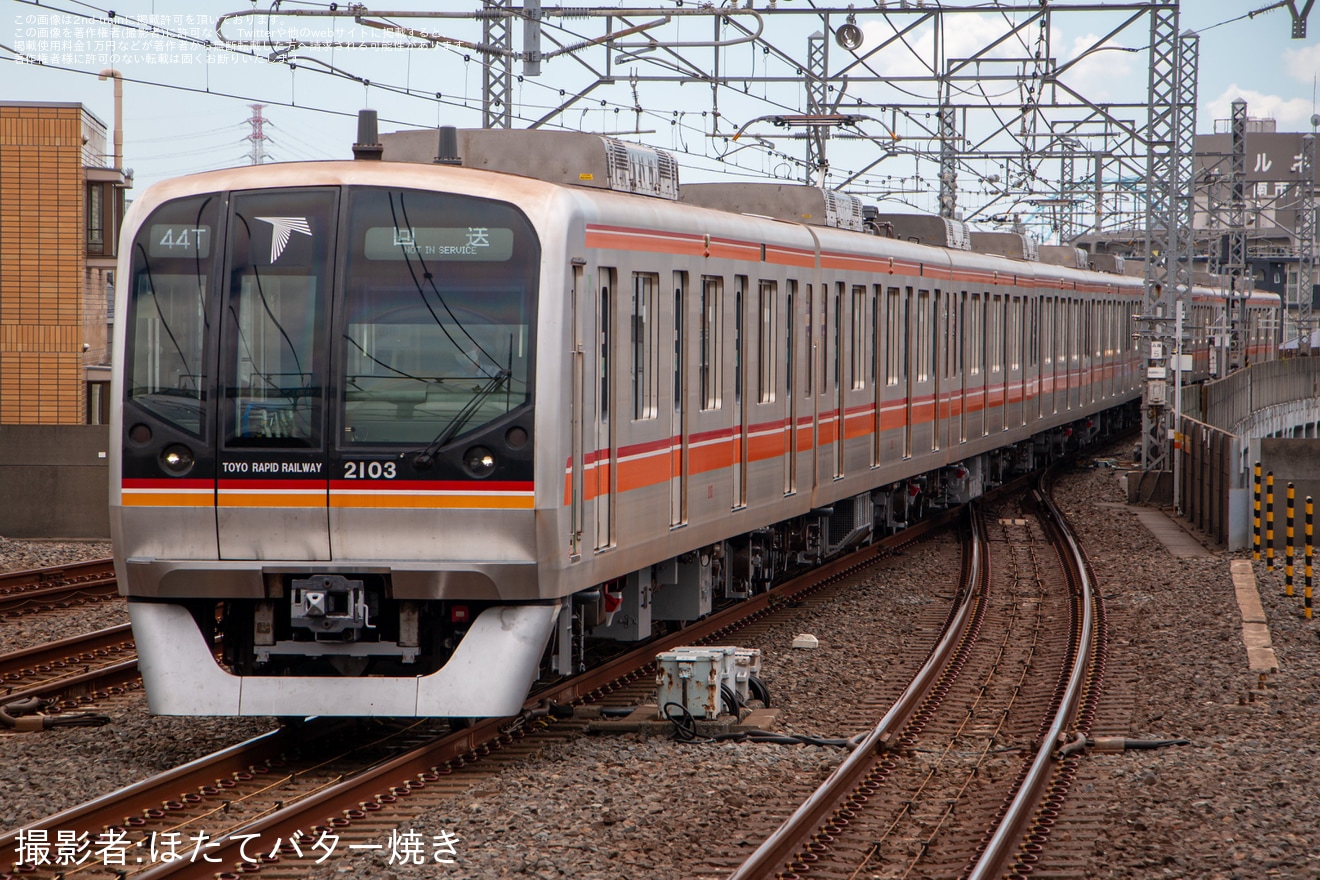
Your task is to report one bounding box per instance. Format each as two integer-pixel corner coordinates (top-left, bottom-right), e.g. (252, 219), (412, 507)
(834, 283), (844, 478)
(1026, 297), (1037, 423)
(570, 265), (585, 559)
(987, 293), (1000, 434)
(1095, 299), (1103, 403)
(754, 280), (780, 494)
(1032, 298), (1042, 420)
(1057, 297), (1066, 413)
(965, 292), (982, 440)
(786, 282), (797, 494)
(1070, 297), (1081, 411)
(1082, 299), (1092, 405)
(958, 291), (968, 443)
(1014, 295), (1025, 427)
(915, 289), (930, 451)
(805, 283), (817, 486)
(215, 189), (336, 561)
(815, 282), (831, 485)
(699, 275), (722, 501)
(872, 285), (883, 464)
(671, 272), (688, 527)
(904, 287), (914, 459)
(1101, 300), (1111, 400)
(1050, 296), (1060, 414)
(596, 270), (616, 550)
(932, 289), (943, 451)
(734, 276), (748, 509)
(1071, 297), (1081, 411)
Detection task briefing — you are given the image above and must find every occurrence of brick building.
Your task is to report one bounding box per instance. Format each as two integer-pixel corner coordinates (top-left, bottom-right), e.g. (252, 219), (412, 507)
(0, 101), (126, 425)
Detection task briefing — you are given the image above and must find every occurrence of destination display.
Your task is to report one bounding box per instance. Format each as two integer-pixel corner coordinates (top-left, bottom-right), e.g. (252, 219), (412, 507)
(364, 226), (513, 261)
(148, 224), (212, 258)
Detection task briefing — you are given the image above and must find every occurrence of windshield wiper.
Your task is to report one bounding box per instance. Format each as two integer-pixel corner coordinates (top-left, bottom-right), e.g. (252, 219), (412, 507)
(413, 369), (511, 467)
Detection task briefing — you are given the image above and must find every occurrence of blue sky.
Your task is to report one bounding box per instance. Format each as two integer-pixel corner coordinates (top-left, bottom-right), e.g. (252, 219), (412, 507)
(3, 0), (1317, 215)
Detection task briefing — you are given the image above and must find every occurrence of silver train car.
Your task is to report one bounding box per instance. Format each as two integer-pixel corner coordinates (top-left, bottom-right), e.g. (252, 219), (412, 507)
(111, 126), (1281, 717)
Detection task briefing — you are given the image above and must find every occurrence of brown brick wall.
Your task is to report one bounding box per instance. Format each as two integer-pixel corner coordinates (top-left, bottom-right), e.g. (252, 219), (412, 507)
(0, 105), (88, 424)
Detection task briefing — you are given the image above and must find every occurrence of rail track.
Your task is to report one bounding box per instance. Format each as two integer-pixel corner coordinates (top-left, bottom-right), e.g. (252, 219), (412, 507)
(726, 469), (1104, 880)
(1, 460), (1112, 880)
(0, 560), (118, 618)
(1, 499), (969, 880)
(0, 624), (138, 706)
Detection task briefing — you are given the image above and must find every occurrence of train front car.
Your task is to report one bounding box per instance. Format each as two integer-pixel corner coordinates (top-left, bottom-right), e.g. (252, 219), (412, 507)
(111, 164), (565, 717)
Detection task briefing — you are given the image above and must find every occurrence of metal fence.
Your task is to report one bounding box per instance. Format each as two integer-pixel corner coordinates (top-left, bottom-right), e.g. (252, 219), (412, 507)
(1196, 358), (1320, 435)
(1174, 358), (1320, 549)
(1177, 416), (1237, 546)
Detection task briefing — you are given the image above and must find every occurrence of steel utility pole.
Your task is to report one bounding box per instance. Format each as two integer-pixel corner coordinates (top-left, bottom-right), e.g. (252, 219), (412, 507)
(1298, 131), (1316, 355)
(1139, 7), (1194, 483)
(245, 104), (270, 165)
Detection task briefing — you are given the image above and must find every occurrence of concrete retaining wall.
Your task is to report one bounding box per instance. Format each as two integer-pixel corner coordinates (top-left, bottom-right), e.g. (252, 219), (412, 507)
(1260, 438), (1320, 515)
(0, 426), (109, 539)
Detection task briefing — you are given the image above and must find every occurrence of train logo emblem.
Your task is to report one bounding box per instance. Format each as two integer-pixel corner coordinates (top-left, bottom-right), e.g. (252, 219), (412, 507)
(256, 216), (312, 263)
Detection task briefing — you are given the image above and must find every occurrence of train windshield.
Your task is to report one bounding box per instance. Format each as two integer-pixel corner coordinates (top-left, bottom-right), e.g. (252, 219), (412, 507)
(221, 189), (337, 449)
(124, 194), (222, 437)
(339, 187), (538, 447)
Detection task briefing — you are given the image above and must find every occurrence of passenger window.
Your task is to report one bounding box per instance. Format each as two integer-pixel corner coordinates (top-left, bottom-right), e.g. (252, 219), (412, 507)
(758, 280), (777, 404)
(886, 287), (902, 384)
(700, 276), (722, 410)
(852, 285), (866, 390)
(632, 272), (659, 420)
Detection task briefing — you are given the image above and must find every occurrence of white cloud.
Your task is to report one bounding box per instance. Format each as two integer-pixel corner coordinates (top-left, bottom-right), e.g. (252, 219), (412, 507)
(1283, 43), (1320, 85)
(848, 18), (1147, 109)
(1057, 33), (1140, 103)
(1205, 85), (1317, 131)
(856, 14), (1034, 97)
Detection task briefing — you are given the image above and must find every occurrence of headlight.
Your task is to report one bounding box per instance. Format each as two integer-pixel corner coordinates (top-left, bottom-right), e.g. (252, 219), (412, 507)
(505, 425), (529, 450)
(463, 446), (496, 478)
(159, 444), (195, 476)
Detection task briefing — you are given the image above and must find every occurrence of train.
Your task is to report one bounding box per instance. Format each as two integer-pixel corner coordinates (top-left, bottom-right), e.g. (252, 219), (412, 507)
(110, 120), (1282, 717)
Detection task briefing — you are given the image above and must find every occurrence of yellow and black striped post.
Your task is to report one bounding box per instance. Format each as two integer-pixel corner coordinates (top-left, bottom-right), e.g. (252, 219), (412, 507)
(1306, 497), (1314, 621)
(1253, 462), (1263, 562)
(1286, 483), (1296, 596)
(1266, 471), (1275, 570)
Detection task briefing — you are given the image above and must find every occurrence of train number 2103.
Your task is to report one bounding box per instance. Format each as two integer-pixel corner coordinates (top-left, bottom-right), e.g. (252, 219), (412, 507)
(343, 461), (398, 480)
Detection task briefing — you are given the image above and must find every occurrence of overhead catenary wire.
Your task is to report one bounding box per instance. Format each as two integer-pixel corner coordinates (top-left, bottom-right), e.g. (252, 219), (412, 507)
(7, 0), (1248, 220)
(13, 0), (907, 185)
(5, 0), (879, 184)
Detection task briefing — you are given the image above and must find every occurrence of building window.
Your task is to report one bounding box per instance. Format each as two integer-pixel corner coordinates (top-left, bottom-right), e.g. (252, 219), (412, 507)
(86, 182), (105, 253)
(86, 382), (110, 425)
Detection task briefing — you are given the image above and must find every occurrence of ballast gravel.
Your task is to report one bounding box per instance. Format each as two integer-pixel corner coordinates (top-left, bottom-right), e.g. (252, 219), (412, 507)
(0, 538), (122, 655)
(0, 537), (275, 828)
(3, 455), (1319, 880)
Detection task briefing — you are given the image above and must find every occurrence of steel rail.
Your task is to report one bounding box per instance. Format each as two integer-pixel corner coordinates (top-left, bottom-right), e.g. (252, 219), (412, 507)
(0, 558), (115, 592)
(0, 623), (134, 681)
(0, 657), (140, 707)
(0, 566), (119, 616)
(123, 509), (964, 880)
(963, 473), (1096, 880)
(727, 506), (986, 880)
(0, 726), (304, 853)
(0, 582), (118, 615)
(3, 466), (1057, 879)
